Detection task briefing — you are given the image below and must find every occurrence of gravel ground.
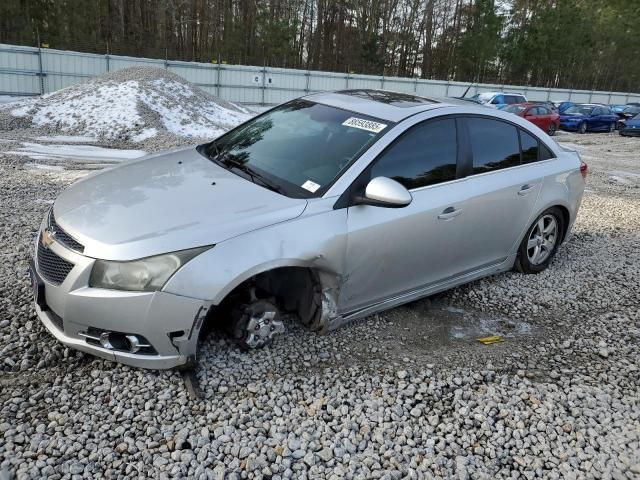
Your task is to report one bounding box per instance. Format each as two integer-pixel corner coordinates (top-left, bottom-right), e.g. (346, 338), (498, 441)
(0, 130), (639, 479)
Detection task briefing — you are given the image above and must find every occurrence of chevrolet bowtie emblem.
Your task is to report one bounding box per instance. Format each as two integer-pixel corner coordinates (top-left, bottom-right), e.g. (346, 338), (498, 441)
(41, 228), (55, 248)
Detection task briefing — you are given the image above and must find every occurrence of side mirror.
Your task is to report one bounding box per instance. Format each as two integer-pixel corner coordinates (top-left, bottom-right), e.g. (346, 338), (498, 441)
(354, 176), (412, 208)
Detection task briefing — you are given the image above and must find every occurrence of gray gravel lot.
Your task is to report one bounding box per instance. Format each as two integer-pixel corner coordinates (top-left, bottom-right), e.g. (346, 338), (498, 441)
(0, 129), (639, 479)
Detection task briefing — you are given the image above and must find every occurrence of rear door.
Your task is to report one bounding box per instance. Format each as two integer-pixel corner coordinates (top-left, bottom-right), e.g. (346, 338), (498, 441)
(526, 107), (545, 129)
(340, 118), (468, 312)
(452, 117), (545, 271)
(537, 106), (553, 130)
(591, 107), (605, 129)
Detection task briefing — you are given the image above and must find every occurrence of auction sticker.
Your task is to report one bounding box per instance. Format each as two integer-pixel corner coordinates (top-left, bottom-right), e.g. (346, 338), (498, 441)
(342, 117), (387, 133)
(301, 180), (321, 192)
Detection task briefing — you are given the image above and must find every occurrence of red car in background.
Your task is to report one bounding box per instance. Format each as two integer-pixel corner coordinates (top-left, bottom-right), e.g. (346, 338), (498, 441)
(502, 103), (560, 136)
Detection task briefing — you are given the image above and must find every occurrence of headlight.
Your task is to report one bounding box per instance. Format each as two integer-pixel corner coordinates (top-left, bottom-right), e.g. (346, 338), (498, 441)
(89, 246), (210, 292)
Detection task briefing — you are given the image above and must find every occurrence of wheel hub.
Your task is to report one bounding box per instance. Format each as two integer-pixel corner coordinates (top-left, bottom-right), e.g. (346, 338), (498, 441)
(244, 310), (284, 348)
(527, 214), (558, 265)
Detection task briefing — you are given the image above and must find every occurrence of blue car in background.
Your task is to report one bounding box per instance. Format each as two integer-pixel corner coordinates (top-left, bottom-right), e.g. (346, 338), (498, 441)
(619, 114), (640, 137)
(559, 104), (618, 133)
(610, 104), (628, 114)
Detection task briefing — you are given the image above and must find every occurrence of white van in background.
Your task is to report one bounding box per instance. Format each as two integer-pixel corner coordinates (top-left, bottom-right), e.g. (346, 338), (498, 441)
(471, 91), (528, 108)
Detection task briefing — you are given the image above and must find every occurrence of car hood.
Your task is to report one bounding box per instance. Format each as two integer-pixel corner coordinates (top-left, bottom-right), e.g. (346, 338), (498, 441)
(53, 147), (308, 260)
(624, 118), (640, 127)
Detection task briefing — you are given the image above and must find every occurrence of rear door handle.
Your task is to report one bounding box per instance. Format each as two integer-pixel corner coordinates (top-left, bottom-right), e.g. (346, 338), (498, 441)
(518, 184), (535, 196)
(438, 207), (462, 220)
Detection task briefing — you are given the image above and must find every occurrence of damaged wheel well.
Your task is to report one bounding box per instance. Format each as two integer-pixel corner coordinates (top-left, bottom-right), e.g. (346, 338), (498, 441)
(203, 267), (336, 338)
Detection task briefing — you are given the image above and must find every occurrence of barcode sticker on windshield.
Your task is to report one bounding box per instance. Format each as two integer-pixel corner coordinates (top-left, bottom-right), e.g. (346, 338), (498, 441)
(302, 180), (321, 192)
(342, 117), (387, 133)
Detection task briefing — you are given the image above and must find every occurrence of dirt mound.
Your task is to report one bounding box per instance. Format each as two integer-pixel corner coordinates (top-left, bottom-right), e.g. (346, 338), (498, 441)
(0, 67), (251, 142)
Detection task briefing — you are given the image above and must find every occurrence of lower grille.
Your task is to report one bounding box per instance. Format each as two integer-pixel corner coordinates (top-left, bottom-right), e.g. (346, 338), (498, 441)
(49, 310), (64, 332)
(37, 236), (75, 285)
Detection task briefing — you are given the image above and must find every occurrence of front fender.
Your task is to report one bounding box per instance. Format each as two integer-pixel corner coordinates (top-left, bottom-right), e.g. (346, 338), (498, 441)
(162, 200), (348, 304)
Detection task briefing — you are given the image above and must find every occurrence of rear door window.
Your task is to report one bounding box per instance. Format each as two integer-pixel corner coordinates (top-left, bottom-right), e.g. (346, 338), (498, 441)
(369, 119), (458, 189)
(466, 117), (521, 173)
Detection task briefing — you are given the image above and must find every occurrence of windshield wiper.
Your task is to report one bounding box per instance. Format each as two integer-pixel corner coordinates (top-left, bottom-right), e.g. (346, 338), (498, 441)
(222, 157), (287, 195)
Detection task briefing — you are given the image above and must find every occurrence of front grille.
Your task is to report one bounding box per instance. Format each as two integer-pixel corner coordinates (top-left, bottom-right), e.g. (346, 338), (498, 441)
(37, 236), (75, 285)
(49, 210), (84, 253)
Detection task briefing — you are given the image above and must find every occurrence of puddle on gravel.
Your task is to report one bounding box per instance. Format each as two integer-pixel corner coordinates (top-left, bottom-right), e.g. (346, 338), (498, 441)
(440, 304), (532, 339)
(362, 297), (539, 366)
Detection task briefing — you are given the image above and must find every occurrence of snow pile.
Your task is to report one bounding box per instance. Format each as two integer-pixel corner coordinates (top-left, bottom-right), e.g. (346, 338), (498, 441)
(1, 67), (251, 142)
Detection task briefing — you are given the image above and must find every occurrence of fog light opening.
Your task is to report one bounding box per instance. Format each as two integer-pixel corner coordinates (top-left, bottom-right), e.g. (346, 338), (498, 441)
(124, 334), (141, 353)
(99, 332), (114, 349)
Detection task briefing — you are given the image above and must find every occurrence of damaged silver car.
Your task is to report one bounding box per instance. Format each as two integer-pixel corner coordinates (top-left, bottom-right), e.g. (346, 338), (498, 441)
(30, 90), (587, 369)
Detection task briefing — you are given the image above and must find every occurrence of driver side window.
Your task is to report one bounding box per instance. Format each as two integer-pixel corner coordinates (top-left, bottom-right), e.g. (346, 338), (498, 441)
(369, 119), (458, 190)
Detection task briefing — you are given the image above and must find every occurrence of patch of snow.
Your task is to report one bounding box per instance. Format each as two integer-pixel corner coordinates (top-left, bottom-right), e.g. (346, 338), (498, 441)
(24, 163), (64, 171)
(608, 170), (640, 185)
(32, 135), (98, 143)
(8, 142), (146, 162)
(3, 67), (251, 141)
(132, 128), (158, 143)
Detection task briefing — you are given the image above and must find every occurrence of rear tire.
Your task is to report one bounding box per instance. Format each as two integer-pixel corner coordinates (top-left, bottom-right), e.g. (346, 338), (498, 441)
(515, 207), (565, 274)
(547, 123), (557, 136)
(578, 122), (587, 134)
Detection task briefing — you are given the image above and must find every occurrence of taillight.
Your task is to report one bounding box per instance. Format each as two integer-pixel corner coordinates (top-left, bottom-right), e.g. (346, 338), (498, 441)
(580, 161), (588, 180)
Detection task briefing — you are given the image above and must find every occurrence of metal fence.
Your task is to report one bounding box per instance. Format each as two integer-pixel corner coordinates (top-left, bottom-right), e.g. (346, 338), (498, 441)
(2, 43), (640, 106)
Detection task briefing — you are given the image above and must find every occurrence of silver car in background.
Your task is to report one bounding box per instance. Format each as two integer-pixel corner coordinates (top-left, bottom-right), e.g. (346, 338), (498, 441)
(30, 89), (587, 369)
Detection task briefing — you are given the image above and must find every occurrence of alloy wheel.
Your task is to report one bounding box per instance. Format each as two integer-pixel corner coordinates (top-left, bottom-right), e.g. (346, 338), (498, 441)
(526, 214), (558, 265)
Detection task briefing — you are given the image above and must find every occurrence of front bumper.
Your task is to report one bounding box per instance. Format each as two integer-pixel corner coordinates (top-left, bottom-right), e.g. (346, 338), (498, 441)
(32, 222), (208, 369)
(620, 127), (640, 137)
(560, 121), (580, 131)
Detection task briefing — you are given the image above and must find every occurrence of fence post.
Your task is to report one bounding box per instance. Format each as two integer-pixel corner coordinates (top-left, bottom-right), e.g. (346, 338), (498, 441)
(381, 74), (384, 90)
(588, 90), (594, 103)
(105, 54), (110, 72)
(304, 71), (310, 93)
(35, 30), (45, 95)
(445, 81), (450, 96)
(261, 65), (266, 105)
(345, 72), (350, 89)
(216, 61), (221, 98)
(414, 77), (418, 93)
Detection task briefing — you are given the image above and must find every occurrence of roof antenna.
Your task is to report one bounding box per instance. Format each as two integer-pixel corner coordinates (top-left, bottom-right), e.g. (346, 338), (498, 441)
(461, 83), (475, 98)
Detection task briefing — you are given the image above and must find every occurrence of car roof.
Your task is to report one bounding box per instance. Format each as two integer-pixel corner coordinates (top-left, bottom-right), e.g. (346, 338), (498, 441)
(304, 89), (476, 122)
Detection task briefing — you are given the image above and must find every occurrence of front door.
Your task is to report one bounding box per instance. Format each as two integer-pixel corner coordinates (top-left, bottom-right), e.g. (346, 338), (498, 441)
(339, 118), (467, 313)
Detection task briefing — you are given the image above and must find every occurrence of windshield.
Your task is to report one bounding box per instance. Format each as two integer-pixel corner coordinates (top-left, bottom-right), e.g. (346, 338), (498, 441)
(503, 105), (526, 114)
(198, 100), (389, 198)
(564, 105), (594, 115)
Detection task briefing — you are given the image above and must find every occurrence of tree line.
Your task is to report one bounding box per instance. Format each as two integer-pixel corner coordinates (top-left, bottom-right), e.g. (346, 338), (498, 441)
(1, 0), (639, 93)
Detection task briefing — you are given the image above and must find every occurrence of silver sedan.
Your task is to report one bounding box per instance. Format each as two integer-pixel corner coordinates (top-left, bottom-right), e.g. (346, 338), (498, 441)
(30, 89), (587, 369)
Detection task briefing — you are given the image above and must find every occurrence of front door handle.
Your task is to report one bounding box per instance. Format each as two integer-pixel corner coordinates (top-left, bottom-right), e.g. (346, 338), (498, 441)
(518, 184), (535, 196)
(438, 206), (462, 220)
